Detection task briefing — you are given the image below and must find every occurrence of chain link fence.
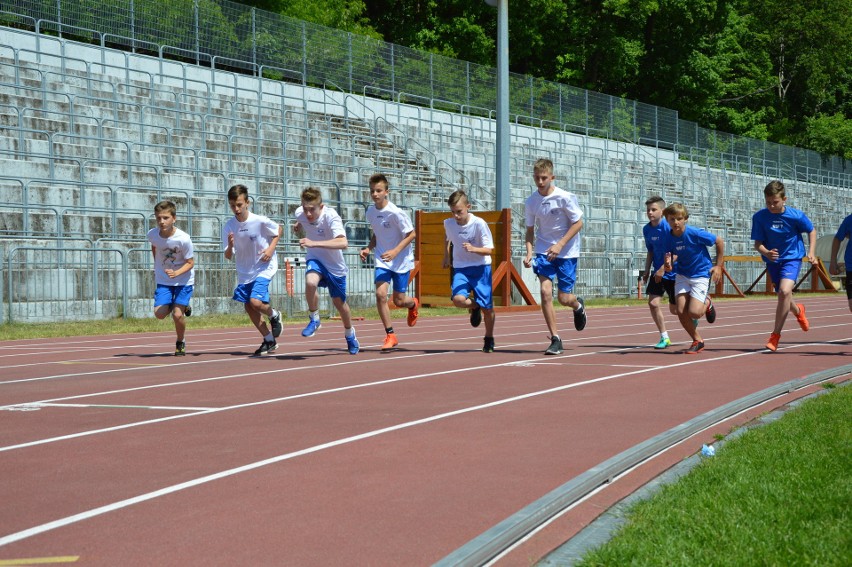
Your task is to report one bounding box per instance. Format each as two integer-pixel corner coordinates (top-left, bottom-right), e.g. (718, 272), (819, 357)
(1, 0), (849, 181)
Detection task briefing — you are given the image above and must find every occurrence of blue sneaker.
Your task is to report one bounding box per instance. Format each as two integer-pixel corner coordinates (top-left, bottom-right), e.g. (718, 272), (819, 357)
(302, 318), (321, 337)
(345, 334), (360, 355)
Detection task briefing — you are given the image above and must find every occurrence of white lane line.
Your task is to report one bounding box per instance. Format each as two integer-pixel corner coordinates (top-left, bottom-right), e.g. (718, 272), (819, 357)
(5, 338), (847, 547)
(21, 403), (216, 412)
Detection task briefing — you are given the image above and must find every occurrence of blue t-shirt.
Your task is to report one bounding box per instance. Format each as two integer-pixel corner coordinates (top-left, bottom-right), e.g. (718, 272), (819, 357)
(750, 207), (814, 263)
(661, 225), (717, 279)
(643, 218), (676, 280)
(835, 214), (852, 267)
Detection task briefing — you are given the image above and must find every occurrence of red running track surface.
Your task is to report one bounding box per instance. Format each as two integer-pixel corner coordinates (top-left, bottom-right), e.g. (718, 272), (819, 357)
(0, 297), (849, 565)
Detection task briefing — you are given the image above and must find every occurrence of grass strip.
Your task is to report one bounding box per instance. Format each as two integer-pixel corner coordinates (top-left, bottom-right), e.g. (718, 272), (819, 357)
(576, 383), (851, 566)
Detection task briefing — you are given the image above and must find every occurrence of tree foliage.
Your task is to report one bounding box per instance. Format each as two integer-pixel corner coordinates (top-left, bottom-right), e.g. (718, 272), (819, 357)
(231, 0), (851, 156)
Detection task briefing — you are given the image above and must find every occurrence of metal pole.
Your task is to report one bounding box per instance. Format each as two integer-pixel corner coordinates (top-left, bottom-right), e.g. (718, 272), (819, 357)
(492, 0), (510, 211)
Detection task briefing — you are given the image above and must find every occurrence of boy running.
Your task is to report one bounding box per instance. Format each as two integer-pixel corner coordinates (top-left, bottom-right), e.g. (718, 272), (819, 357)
(147, 200), (195, 356)
(751, 180), (815, 351)
(359, 174), (419, 350)
(223, 184), (283, 355)
(642, 196), (678, 349)
(523, 158), (586, 356)
(443, 189), (496, 353)
(295, 187), (359, 355)
(662, 202), (723, 354)
(829, 213), (852, 313)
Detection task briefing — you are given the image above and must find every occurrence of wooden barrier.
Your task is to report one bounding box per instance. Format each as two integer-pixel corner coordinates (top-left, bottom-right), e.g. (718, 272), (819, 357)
(715, 255), (838, 297)
(414, 209), (538, 311)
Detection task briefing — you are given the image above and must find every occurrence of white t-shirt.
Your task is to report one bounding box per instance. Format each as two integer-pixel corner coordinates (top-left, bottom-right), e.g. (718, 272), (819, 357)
(525, 186), (583, 258)
(444, 213), (493, 268)
(222, 212), (280, 284)
(147, 227), (194, 286)
(295, 204), (348, 277)
(366, 201), (414, 273)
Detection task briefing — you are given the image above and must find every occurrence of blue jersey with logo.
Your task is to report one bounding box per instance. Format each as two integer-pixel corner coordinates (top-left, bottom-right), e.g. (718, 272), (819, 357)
(643, 217), (676, 280)
(750, 206), (813, 263)
(661, 225), (717, 278)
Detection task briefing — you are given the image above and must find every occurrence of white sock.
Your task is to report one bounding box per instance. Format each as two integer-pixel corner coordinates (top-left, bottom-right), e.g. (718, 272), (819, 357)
(264, 332), (273, 341)
(271, 309), (279, 319)
(661, 332), (669, 340)
(310, 310), (320, 321)
(344, 326), (355, 338)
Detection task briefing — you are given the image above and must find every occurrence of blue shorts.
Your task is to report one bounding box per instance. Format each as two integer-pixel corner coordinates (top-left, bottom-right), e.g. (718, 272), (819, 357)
(375, 267), (410, 293)
(233, 277), (272, 304)
(532, 255), (577, 294)
(154, 284), (193, 308)
(307, 259), (348, 302)
(766, 259), (802, 290)
(451, 265), (493, 309)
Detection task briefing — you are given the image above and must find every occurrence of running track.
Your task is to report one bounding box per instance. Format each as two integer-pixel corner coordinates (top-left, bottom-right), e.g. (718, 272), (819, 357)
(0, 297), (849, 566)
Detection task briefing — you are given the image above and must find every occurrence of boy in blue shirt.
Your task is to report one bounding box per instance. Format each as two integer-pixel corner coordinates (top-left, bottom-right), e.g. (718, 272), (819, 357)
(829, 213), (852, 313)
(642, 196), (677, 349)
(751, 180), (815, 352)
(662, 202), (724, 354)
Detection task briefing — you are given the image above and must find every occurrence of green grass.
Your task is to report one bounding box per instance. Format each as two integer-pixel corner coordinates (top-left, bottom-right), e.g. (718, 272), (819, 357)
(576, 384), (852, 566)
(0, 297), (651, 341)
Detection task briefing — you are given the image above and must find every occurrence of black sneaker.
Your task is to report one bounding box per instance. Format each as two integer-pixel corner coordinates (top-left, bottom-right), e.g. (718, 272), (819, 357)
(470, 306), (482, 328)
(545, 336), (563, 355)
(254, 340), (277, 355)
(705, 299), (716, 324)
(685, 340), (705, 354)
(269, 312), (282, 338)
(175, 341), (186, 356)
(184, 305), (192, 317)
(573, 297), (587, 331)
(482, 336), (495, 353)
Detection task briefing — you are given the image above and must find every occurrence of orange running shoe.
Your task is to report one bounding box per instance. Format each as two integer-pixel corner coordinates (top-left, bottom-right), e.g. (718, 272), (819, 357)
(382, 332), (399, 350)
(407, 298), (420, 327)
(795, 303), (809, 332)
(765, 333), (781, 352)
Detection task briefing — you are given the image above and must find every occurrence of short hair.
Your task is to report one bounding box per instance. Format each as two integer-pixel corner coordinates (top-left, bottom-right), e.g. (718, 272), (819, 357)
(764, 180), (786, 199)
(301, 186), (323, 204)
(369, 173), (389, 188)
(154, 200), (176, 217)
(228, 184), (249, 201)
(663, 202), (689, 219)
(645, 195), (666, 207)
(447, 189), (469, 207)
(533, 158), (554, 175)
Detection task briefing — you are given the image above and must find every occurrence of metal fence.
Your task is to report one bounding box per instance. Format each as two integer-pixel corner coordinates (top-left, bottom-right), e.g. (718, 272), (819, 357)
(2, 0), (849, 182)
(1, 242), (635, 323)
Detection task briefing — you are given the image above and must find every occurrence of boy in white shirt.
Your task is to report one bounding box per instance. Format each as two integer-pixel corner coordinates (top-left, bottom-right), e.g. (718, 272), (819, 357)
(147, 200), (195, 356)
(294, 187), (359, 355)
(523, 158), (587, 356)
(222, 184), (283, 355)
(359, 174), (419, 350)
(443, 189), (496, 353)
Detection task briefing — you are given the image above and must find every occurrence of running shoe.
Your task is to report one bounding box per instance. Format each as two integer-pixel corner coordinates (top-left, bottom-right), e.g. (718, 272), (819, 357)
(684, 340), (705, 354)
(175, 340), (186, 356)
(382, 333), (399, 351)
(270, 312), (282, 338)
(765, 333), (781, 352)
(407, 298), (420, 327)
(795, 303), (809, 332)
(184, 305), (192, 317)
(573, 297), (587, 331)
(705, 299), (716, 324)
(346, 334), (360, 355)
(302, 318), (322, 337)
(482, 336), (495, 353)
(545, 336), (563, 355)
(469, 306), (482, 328)
(254, 340), (277, 355)
(654, 336), (671, 349)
